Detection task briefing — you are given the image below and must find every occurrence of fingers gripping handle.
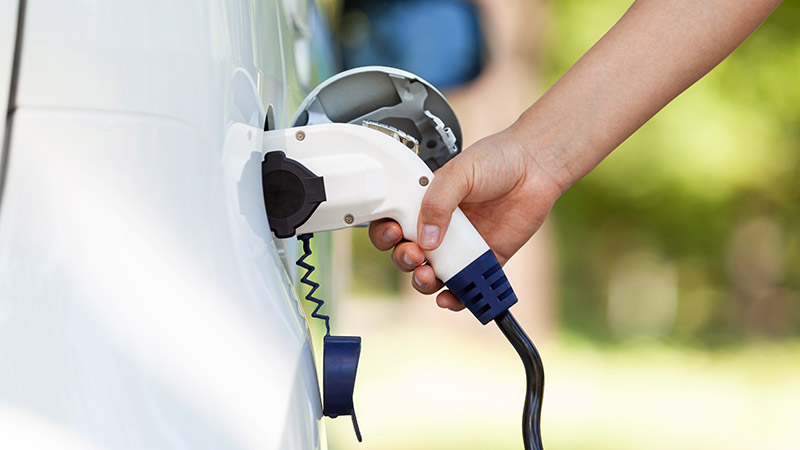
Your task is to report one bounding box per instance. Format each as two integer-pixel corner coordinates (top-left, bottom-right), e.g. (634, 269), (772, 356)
(411, 208), (488, 282)
(395, 195), (519, 326)
(391, 206), (518, 325)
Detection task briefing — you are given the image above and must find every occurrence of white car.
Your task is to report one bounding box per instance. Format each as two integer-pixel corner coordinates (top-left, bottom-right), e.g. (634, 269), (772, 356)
(0, 1), (336, 448)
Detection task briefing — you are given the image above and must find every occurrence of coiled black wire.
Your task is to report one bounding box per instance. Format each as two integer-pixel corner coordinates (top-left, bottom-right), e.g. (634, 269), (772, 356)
(298, 233), (542, 447)
(297, 233), (331, 336)
(495, 311), (545, 450)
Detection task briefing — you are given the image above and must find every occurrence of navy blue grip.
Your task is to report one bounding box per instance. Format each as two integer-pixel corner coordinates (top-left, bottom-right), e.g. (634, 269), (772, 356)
(444, 250), (518, 325)
(323, 335), (362, 442)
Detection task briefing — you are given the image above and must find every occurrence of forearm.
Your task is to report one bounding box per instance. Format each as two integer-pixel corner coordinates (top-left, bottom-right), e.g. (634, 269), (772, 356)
(516, 0), (782, 191)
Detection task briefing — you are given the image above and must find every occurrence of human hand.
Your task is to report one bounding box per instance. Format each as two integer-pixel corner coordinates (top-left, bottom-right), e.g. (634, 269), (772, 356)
(374, 0), (782, 312)
(369, 125), (564, 311)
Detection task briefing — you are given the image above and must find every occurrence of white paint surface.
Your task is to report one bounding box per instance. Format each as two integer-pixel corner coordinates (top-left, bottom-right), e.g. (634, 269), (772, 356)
(0, 0), (329, 448)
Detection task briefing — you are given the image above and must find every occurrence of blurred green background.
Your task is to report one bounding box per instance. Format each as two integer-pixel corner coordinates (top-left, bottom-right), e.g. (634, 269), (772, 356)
(550, 0), (800, 344)
(310, 1), (800, 449)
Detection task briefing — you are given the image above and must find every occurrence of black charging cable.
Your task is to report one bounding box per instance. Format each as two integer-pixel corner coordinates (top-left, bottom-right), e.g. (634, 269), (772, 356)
(299, 231), (543, 447)
(442, 249), (545, 450)
(495, 311), (545, 450)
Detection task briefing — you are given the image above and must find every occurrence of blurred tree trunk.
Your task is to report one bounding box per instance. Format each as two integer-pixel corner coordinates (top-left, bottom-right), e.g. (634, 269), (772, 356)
(444, 0), (557, 339)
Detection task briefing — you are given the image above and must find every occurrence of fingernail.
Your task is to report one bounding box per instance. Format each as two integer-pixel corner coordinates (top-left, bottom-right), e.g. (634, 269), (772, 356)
(382, 227), (400, 243)
(413, 274), (428, 289)
(419, 225), (440, 249)
(402, 253), (415, 267)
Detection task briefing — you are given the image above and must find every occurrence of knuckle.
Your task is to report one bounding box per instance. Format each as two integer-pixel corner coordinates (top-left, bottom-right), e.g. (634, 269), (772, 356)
(391, 248), (413, 272)
(420, 201), (453, 222)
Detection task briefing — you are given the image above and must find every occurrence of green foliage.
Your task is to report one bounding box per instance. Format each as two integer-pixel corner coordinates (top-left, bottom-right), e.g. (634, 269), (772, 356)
(350, 227), (404, 296)
(548, 1), (800, 342)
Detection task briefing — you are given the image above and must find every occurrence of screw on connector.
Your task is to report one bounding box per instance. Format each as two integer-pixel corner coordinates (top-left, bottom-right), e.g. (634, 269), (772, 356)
(344, 214), (355, 224)
(419, 176), (429, 187)
(295, 130), (306, 141)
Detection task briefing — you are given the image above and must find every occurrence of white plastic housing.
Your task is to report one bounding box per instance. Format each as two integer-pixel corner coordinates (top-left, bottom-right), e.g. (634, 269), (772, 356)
(263, 123), (490, 282)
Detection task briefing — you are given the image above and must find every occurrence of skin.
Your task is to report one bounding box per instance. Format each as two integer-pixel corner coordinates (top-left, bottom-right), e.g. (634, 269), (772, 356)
(369, 0), (784, 311)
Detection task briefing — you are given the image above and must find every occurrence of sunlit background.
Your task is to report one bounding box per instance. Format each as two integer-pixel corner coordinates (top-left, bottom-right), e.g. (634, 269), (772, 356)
(311, 1), (800, 449)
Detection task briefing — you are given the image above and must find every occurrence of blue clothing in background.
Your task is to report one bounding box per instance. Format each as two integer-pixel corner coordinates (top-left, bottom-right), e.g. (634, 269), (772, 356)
(340, 0), (485, 89)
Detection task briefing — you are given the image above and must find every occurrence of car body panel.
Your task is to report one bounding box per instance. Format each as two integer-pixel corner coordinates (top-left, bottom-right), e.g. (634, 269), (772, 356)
(0, 0), (20, 148)
(0, 0), (334, 448)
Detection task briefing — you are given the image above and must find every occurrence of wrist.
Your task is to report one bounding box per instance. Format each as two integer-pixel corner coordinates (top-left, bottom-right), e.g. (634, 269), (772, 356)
(507, 108), (584, 196)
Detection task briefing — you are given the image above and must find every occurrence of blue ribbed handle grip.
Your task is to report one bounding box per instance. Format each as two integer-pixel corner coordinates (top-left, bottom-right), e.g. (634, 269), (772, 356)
(444, 250), (518, 325)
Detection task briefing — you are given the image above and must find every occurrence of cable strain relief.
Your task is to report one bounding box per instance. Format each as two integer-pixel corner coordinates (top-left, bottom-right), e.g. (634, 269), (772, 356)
(444, 250), (518, 325)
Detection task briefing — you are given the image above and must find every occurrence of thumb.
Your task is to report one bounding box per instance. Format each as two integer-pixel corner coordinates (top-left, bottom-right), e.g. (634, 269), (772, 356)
(417, 155), (474, 251)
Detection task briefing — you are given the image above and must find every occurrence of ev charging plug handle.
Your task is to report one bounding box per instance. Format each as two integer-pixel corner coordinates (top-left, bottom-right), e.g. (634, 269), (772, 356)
(262, 121), (544, 450)
(262, 123), (518, 324)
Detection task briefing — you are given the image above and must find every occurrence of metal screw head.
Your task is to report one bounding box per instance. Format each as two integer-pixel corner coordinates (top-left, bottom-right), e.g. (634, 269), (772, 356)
(419, 176), (429, 187)
(295, 130), (306, 141)
(344, 214), (355, 224)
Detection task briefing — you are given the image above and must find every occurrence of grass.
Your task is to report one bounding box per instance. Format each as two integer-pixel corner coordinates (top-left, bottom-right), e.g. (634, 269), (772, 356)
(324, 298), (800, 450)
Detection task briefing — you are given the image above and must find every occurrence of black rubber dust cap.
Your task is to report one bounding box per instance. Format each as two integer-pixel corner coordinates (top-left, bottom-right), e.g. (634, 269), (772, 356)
(262, 151), (326, 238)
